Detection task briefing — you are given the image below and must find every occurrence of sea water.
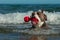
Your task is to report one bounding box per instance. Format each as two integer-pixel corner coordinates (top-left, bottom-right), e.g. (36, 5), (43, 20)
(0, 33), (60, 40)
(0, 4), (60, 40)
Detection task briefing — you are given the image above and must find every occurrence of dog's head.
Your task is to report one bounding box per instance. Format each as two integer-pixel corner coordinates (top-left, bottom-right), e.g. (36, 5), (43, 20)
(31, 12), (39, 25)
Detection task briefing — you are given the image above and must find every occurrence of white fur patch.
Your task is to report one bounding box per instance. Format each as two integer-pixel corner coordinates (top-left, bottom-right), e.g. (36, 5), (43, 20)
(34, 12), (44, 27)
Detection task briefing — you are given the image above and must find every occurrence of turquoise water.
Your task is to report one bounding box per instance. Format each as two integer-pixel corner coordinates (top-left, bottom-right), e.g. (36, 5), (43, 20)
(0, 33), (60, 40)
(0, 4), (60, 14)
(0, 33), (19, 40)
(0, 24), (60, 40)
(0, 4), (60, 40)
(0, 23), (59, 40)
(0, 4), (60, 24)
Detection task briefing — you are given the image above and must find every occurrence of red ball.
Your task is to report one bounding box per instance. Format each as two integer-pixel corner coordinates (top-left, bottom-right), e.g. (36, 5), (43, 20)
(31, 17), (38, 25)
(24, 16), (30, 22)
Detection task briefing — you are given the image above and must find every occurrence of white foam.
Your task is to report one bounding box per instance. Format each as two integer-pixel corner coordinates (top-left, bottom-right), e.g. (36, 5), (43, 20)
(0, 11), (33, 24)
(0, 11), (60, 24)
(45, 12), (60, 24)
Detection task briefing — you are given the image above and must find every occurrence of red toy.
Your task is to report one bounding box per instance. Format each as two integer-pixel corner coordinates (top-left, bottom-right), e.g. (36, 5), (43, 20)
(24, 16), (30, 22)
(31, 17), (39, 25)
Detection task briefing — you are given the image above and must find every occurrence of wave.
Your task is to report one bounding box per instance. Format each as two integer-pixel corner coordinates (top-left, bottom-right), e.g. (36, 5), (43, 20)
(0, 11), (33, 24)
(0, 11), (60, 24)
(45, 12), (60, 24)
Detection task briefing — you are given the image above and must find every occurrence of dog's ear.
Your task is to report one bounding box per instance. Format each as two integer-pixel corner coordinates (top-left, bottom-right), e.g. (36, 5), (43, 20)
(32, 13), (35, 16)
(31, 12), (35, 17)
(37, 12), (40, 15)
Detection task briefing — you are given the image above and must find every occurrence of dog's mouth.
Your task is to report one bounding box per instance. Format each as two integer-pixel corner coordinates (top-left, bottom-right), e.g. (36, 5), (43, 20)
(31, 18), (39, 25)
(32, 21), (37, 25)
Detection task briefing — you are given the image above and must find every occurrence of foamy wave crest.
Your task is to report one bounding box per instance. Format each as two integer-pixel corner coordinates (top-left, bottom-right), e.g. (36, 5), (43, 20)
(0, 11), (33, 24)
(45, 12), (60, 24)
(0, 11), (60, 24)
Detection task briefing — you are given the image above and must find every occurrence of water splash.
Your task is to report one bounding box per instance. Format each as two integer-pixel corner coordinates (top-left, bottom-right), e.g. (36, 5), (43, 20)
(0, 11), (60, 24)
